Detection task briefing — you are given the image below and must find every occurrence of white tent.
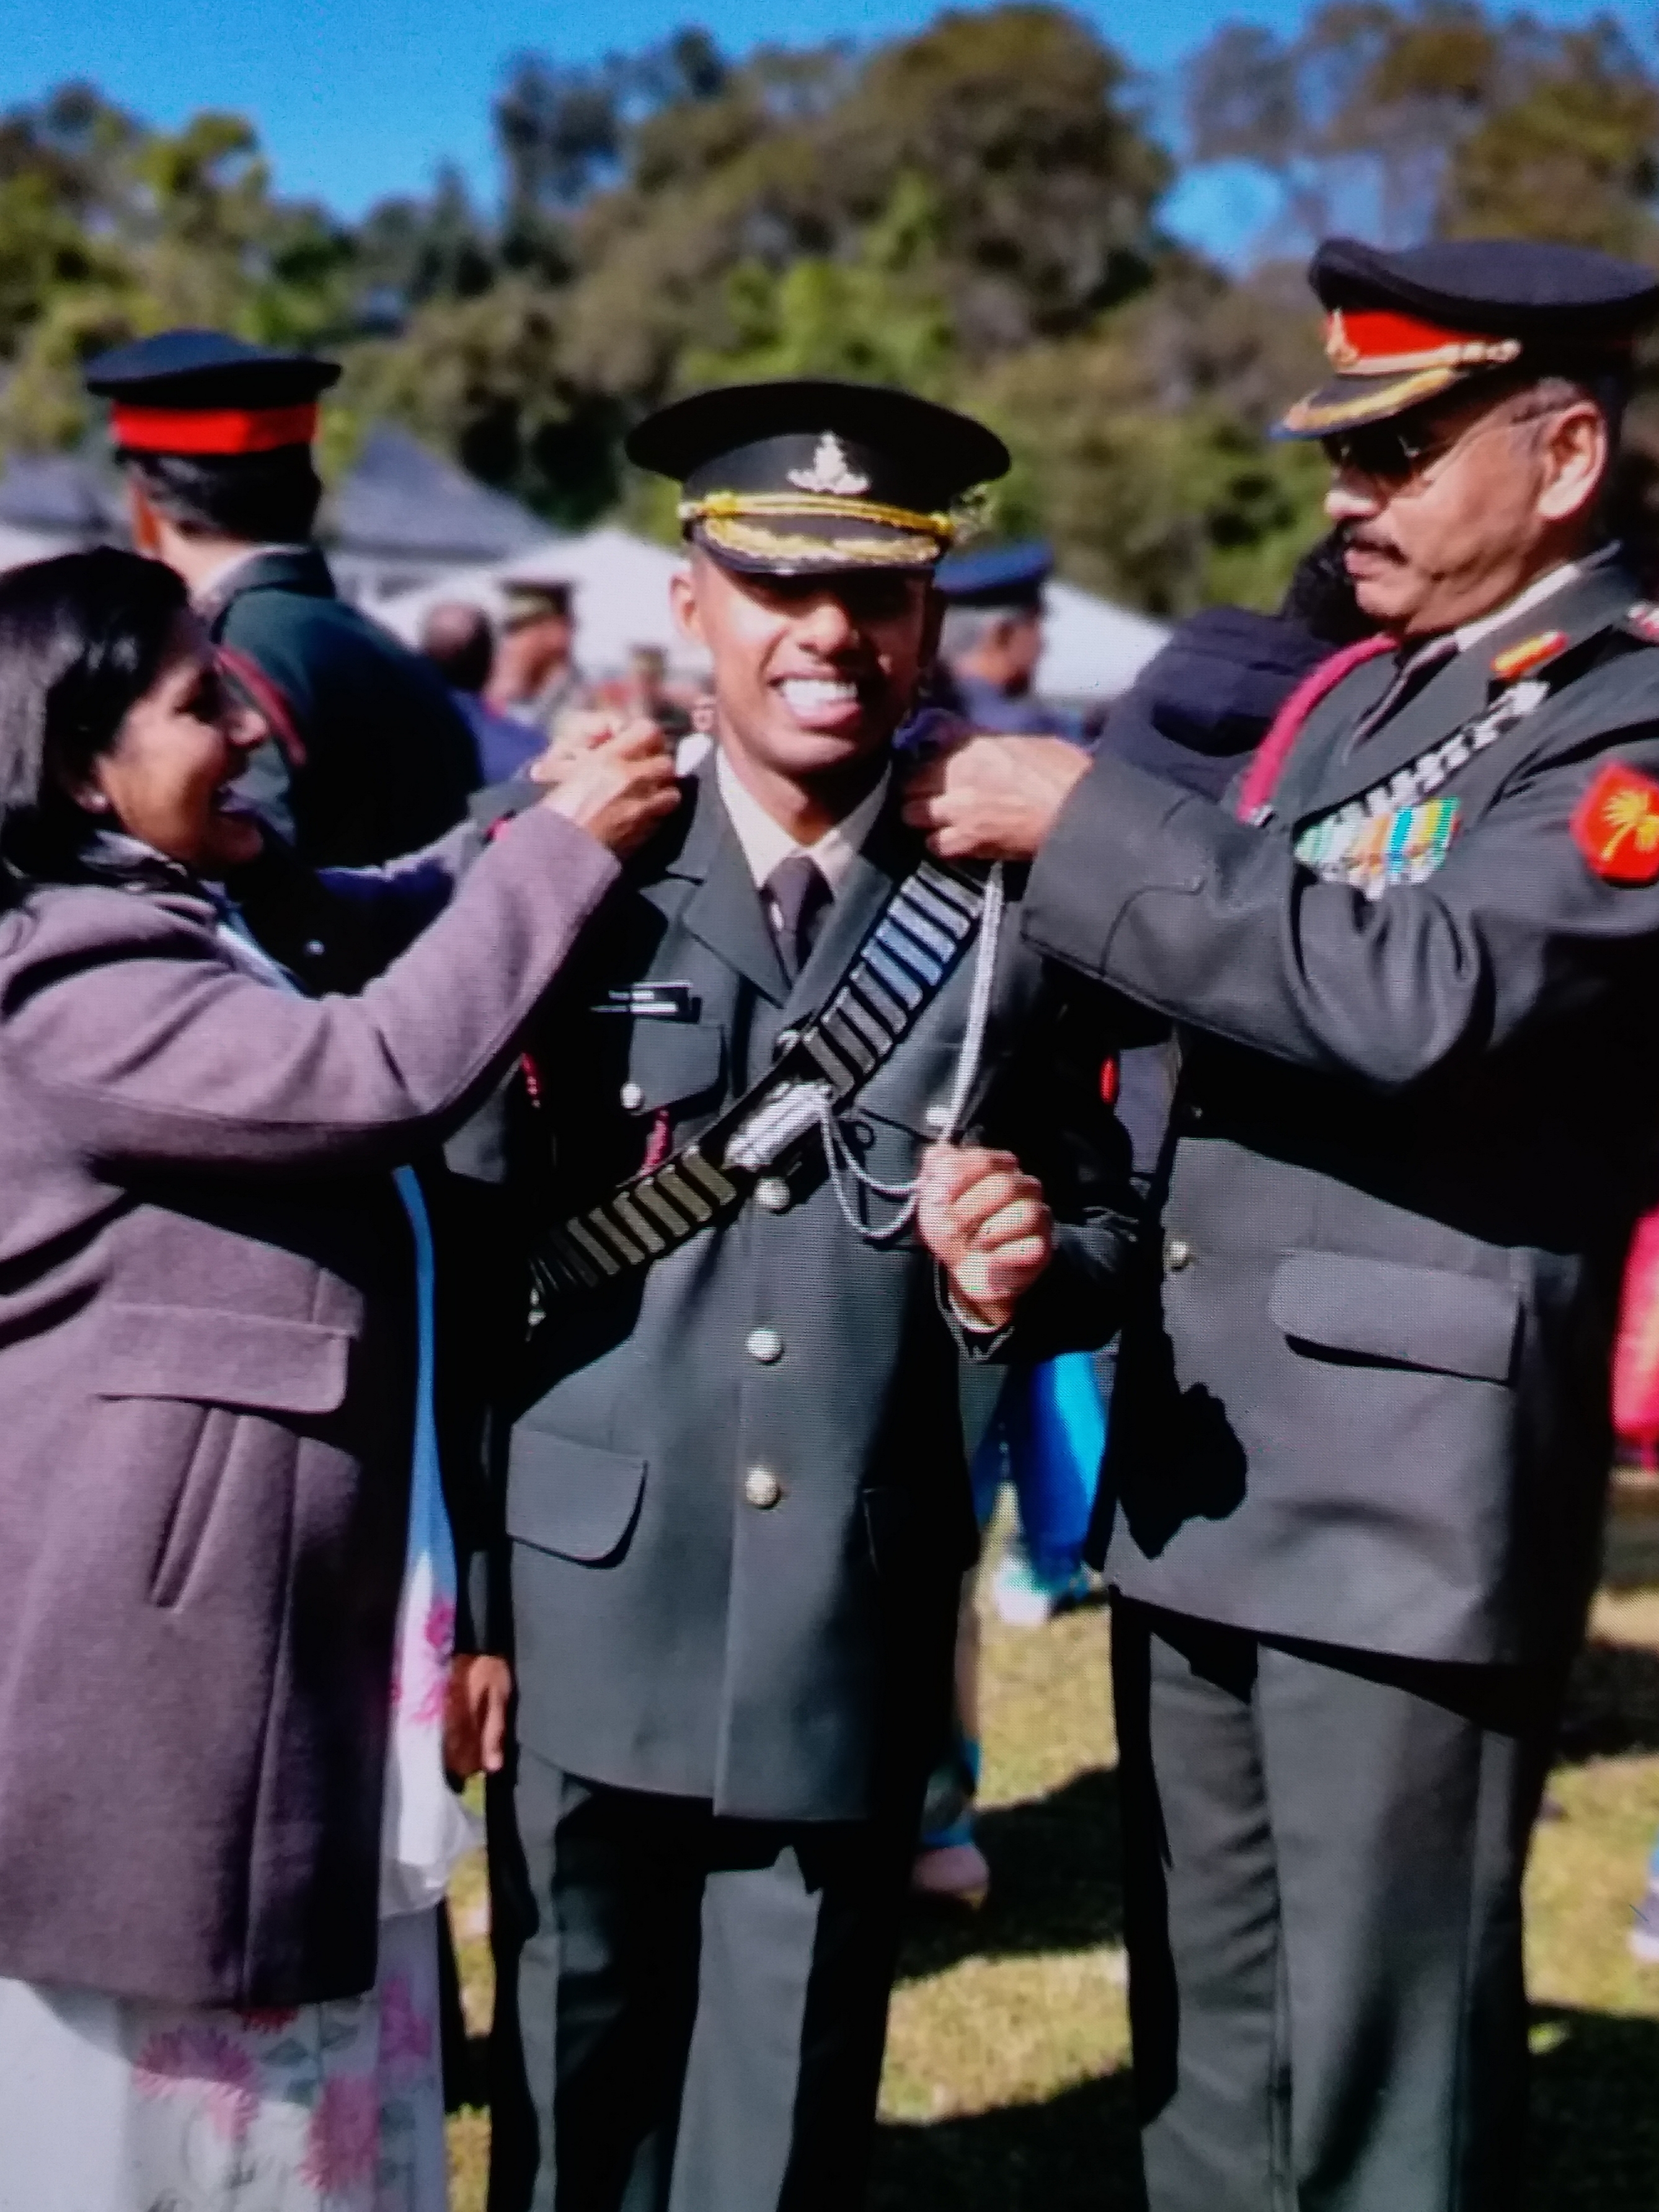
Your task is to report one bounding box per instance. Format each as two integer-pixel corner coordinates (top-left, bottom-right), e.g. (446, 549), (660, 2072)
(371, 527), (711, 681)
(375, 524), (1170, 702)
(1039, 579), (1168, 705)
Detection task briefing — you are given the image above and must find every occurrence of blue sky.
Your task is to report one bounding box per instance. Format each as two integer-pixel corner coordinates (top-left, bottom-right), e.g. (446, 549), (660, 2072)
(0, 0), (1648, 258)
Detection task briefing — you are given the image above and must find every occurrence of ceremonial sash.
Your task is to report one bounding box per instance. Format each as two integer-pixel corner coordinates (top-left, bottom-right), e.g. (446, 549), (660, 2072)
(527, 857), (986, 1321)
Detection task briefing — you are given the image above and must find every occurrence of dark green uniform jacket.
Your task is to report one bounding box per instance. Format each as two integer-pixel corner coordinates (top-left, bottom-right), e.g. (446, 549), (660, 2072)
(1024, 553), (1659, 1670)
(205, 547), (479, 866)
(473, 760), (1136, 1824)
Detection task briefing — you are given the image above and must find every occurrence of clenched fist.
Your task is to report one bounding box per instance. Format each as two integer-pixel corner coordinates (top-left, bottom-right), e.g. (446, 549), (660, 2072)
(916, 1142), (1055, 1331)
(539, 717), (681, 857)
(902, 733), (1089, 861)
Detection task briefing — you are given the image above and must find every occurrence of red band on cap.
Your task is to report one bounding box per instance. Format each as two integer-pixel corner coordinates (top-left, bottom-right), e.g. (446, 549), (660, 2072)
(1325, 308), (1522, 376)
(110, 401), (319, 456)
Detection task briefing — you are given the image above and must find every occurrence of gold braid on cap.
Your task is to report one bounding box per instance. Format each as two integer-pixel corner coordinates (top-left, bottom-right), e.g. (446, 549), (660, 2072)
(678, 489), (959, 543)
(695, 515), (945, 566)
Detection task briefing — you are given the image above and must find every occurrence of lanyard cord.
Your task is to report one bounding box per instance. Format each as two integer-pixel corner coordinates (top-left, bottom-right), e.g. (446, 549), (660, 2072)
(812, 862), (1005, 1245)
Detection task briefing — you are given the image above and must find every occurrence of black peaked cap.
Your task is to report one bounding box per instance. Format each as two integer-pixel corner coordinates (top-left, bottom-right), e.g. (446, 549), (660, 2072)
(1311, 236), (1659, 342)
(84, 328), (341, 409)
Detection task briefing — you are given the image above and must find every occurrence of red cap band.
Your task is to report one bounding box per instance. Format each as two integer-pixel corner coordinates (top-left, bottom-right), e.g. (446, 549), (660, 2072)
(1325, 308), (1521, 376)
(110, 400), (319, 456)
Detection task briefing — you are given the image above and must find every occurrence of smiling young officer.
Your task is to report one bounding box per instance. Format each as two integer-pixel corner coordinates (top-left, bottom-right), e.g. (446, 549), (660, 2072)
(474, 380), (1136, 2212)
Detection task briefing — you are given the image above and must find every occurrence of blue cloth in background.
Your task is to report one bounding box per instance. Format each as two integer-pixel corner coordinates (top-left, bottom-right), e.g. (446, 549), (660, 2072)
(971, 1353), (1107, 1582)
(454, 689), (544, 787)
(1095, 606), (1334, 803)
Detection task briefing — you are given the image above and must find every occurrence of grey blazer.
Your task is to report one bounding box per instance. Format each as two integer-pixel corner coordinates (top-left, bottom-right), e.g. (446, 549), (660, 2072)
(0, 806), (616, 2007)
(1023, 557), (1659, 1670)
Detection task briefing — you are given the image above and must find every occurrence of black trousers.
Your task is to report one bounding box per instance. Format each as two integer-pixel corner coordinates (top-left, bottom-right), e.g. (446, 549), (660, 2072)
(487, 1750), (919, 2212)
(1112, 1599), (1557, 2212)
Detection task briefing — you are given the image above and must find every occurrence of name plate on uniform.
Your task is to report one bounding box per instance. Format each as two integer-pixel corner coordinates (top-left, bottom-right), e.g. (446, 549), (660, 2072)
(592, 982), (700, 1021)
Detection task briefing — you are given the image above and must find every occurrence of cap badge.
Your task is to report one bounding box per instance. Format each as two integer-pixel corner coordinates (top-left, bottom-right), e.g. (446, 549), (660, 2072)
(1327, 309), (1360, 369)
(1490, 630), (1566, 684)
(787, 433), (871, 498)
(1571, 760), (1659, 883)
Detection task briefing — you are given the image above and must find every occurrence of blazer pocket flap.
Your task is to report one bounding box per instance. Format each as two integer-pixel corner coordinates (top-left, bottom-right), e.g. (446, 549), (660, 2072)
(507, 1429), (647, 1564)
(626, 1022), (725, 1113)
(97, 1303), (350, 1414)
(1269, 1252), (1519, 1383)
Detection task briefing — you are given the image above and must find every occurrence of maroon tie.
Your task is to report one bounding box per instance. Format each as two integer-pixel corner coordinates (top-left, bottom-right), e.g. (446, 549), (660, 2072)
(766, 853), (832, 982)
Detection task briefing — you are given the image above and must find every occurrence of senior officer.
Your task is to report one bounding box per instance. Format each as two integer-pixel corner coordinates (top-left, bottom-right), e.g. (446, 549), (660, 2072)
(907, 236), (1659, 2211)
(475, 380), (1138, 2212)
(84, 330), (480, 863)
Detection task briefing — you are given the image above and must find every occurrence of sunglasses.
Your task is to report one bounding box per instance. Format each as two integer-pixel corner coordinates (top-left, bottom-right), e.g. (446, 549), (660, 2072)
(1319, 418), (1456, 485)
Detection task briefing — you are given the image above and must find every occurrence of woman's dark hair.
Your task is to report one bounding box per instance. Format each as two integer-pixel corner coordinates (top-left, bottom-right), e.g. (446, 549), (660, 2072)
(0, 547), (188, 894)
(119, 444), (322, 545)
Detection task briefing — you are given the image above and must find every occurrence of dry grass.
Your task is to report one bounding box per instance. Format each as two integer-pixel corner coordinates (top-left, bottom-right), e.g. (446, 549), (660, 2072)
(447, 1488), (1659, 2210)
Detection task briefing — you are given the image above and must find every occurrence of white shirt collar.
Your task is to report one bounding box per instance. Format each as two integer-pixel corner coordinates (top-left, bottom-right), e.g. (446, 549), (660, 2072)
(714, 748), (890, 897)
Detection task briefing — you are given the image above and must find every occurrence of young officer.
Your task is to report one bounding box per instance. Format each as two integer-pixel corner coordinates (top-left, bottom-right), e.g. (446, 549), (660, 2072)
(473, 380), (1137, 2212)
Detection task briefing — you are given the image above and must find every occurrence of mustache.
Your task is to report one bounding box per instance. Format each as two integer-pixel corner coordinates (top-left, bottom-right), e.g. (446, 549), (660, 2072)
(1340, 522), (1405, 565)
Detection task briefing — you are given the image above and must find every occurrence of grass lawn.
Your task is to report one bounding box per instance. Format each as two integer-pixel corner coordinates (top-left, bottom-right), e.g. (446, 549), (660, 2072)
(446, 1487), (1659, 2210)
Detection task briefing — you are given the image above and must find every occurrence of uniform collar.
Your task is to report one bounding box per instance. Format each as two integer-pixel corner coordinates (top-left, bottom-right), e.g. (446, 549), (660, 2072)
(195, 544), (335, 621)
(713, 746), (890, 896)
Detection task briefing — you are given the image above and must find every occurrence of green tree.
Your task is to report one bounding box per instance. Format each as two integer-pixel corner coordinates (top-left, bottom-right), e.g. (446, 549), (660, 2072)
(1187, 1), (1659, 253)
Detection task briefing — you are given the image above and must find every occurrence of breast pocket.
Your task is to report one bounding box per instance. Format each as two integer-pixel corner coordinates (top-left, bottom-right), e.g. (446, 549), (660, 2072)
(623, 1021), (726, 1121)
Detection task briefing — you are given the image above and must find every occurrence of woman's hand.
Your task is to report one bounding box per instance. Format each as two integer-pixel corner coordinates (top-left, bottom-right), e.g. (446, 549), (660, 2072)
(916, 1142), (1055, 1331)
(539, 718), (681, 855)
(902, 734), (1089, 861)
(443, 1655), (513, 1779)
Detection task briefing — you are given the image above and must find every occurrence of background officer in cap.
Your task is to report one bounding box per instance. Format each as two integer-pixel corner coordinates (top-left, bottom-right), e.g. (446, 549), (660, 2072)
(931, 538), (1082, 739)
(474, 378), (1137, 2212)
(488, 577), (589, 738)
(86, 330), (480, 865)
(908, 236), (1659, 2209)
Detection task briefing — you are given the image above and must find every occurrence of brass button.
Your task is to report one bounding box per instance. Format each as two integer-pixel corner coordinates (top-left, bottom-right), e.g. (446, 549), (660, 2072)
(620, 1080), (645, 1111)
(744, 1466), (782, 1510)
(1165, 1236), (1192, 1272)
(756, 1176), (791, 1214)
(774, 1026), (800, 1056)
(746, 1326), (783, 1364)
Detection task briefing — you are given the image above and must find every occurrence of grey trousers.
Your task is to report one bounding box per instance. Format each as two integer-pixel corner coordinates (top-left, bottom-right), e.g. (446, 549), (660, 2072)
(486, 1751), (918, 2212)
(1112, 1599), (1556, 2212)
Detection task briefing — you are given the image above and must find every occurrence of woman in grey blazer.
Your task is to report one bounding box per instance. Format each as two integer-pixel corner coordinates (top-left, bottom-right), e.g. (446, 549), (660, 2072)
(0, 549), (675, 2210)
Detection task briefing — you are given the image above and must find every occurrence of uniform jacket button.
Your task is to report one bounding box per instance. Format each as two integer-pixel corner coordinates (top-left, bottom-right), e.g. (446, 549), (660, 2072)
(1165, 1235), (1193, 1271)
(744, 1466), (783, 1509)
(756, 1176), (791, 1214)
(619, 1080), (645, 1111)
(746, 1326), (783, 1364)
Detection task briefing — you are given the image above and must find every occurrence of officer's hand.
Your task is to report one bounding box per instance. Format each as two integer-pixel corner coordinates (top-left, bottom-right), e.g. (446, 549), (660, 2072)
(902, 734), (1089, 860)
(541, 720), (681, 855)
(917, 1142), (1055, 1331)
(443, 1654), (513, 1779)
